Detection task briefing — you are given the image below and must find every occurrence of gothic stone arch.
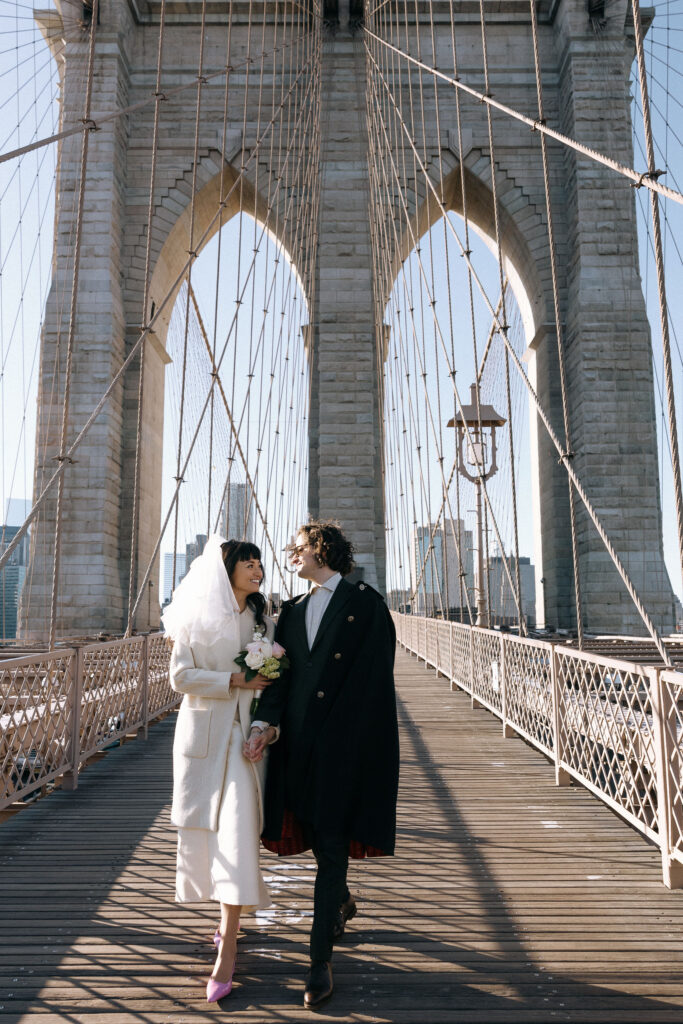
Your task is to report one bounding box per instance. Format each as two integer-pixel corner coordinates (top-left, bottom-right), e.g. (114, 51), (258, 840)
(22, 0), (314, 638)
(375, 0), (674, 634)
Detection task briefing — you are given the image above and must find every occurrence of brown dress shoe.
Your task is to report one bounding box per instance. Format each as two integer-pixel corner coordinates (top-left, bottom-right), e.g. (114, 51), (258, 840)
(304, 960), (333, 1008)
(333, 895), (357, 940)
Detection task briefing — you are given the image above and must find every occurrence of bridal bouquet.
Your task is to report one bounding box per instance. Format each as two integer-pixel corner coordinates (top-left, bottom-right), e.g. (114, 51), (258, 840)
(235, 629), (289, 714)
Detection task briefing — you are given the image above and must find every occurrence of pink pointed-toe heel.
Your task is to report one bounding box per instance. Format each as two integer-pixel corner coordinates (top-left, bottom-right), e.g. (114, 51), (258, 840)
(206, 975), (233, 1002)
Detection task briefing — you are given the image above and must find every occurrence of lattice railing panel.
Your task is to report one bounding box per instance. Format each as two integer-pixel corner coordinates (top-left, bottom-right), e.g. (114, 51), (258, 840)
(79, 638), (146, 759)
(556, 650), (658, 838)
(425, 619), (438, 669)
(148, 634), (176, 716)
(472, 629), (503, 712)
(452, 624), (471, 692)
(391, 612), (683, 886)
(0, 651), (75, 805)
(504, 636), (554, 755)
(659, 670), (683, 863)
(435, 620), (452, 677)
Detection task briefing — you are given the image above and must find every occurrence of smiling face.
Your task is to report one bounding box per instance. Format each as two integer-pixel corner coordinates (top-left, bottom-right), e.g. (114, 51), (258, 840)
(289, 531), (322, 581)
(230, 557), (264, 600)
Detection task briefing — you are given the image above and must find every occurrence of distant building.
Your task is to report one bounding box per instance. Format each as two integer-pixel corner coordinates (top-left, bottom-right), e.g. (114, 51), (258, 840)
(410, 519), (474, 617)
(387, 588), (412, 613)
(162, 552), (187, 605)
(0, 505), (31, 639)
(487, 555), (536, 627)
(184, 534), (207, 574)
(220, 482), (255, 542)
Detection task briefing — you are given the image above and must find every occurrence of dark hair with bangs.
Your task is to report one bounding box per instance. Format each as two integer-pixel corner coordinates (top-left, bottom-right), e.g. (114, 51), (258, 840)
(294, 520), (355, 576)
(221, 539), (266, 629)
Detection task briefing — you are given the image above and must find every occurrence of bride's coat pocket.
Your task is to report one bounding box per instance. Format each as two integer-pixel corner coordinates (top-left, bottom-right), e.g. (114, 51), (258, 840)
(175, 706), (212, 759)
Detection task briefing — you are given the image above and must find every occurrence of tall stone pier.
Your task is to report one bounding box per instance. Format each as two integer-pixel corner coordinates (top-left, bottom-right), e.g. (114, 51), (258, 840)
(308, 27), (385, 589)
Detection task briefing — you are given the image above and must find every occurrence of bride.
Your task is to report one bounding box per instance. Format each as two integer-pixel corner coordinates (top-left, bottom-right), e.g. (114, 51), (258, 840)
(162, 535), (278, 1002)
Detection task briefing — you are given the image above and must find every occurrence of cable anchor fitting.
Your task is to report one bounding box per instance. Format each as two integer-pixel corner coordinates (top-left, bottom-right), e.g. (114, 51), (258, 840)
(81, 118), (99, 132)
(531, 118), (546, 132)
(53, 454), (76, 465)
(558, 449), (576, 465)
(632, 169), (665, 189)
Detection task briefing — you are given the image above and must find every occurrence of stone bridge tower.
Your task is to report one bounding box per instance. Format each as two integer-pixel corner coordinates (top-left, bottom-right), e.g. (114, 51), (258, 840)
(22, 0), (674, 638)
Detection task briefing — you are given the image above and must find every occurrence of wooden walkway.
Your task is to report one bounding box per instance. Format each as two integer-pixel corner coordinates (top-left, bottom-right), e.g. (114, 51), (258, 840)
(2, 648), (683, 1023)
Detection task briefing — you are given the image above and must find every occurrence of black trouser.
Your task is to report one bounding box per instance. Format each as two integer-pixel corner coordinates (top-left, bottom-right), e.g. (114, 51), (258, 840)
(307, 829), (350, 962)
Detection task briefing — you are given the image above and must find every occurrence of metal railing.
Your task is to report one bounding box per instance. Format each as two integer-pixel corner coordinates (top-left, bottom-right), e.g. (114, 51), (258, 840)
(0, 633), (175, 809)
(393, 612), (683, 889)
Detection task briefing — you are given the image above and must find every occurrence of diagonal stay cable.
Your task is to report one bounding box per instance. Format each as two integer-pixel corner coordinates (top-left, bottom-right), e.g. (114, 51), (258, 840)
(365, 56), (524, 623)
(0, 46), (317, 577)
(363, 26), (683, 208)
(189, 285), (292, 597)
(128, 59), (319, 622)
(365, 41), (672, 663)
(0, 18), (313, 165)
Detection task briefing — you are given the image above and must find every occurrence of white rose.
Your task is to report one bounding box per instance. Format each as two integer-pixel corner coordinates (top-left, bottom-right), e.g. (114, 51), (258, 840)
(258, 639), (273, 659)
(245, 650), (265, 670)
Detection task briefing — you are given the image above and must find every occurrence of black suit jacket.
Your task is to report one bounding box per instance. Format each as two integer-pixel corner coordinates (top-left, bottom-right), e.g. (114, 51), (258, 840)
(257, 578), (399, 856)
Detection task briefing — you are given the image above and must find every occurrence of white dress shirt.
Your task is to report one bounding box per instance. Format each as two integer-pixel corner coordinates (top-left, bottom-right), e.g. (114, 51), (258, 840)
(251, 572), (342, 734)
(305, 571), (342, 648)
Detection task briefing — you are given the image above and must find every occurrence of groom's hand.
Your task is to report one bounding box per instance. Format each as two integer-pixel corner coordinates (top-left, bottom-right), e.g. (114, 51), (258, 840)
(243, 726), (274, 762)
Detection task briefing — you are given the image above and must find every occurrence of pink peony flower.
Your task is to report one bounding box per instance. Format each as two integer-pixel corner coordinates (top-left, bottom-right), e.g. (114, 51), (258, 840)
(272, 641), (286, 658)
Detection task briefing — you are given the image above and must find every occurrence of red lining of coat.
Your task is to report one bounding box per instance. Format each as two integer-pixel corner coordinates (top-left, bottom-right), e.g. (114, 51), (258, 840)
(261, 808), (387, 858)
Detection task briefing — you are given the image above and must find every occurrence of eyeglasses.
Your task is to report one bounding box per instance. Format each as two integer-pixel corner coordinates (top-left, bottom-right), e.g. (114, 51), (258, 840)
(286, 544), (307, 557)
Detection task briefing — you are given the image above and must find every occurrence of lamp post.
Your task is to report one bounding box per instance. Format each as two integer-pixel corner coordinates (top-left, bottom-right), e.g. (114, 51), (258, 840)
(448, 384), (506, 628)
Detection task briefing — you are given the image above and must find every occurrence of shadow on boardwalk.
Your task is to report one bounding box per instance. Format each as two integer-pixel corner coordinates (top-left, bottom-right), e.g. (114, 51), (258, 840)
(1, 650), (683, 1022)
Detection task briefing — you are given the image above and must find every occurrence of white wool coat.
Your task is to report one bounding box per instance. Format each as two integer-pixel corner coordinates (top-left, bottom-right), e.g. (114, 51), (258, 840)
(169, 614), (275, 832)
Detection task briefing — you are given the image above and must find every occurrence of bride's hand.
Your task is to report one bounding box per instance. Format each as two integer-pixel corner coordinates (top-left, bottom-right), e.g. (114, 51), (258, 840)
(230, 671), (272, 691)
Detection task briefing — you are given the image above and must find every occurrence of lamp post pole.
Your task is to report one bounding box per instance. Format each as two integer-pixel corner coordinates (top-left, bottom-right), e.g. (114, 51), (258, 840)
(475, 477), (487, 627)
(448, 383), (506, 632)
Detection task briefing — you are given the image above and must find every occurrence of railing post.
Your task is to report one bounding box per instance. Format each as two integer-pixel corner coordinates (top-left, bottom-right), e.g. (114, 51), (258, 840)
(423, 615), (427, 662)
(501, 635), (515, 738)
(468, 626), (474, 696)
(141, 635), (150, 740)
(550, 644), (571, 786)
(62, 646), (83, 791)
(650, 667), (683, 889)
(470, 627), (485, 707)
(449, 622), (455, 691)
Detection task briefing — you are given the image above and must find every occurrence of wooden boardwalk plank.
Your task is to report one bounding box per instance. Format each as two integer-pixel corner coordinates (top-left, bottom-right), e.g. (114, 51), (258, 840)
(2, 648), (683, 1022)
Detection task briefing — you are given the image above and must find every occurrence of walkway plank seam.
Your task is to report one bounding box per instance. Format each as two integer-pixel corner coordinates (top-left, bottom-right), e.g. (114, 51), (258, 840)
(1, 649), (683, 1023)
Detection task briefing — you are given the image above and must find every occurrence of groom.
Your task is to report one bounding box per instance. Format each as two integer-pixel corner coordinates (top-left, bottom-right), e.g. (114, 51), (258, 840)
(244, 520), (399, 1008)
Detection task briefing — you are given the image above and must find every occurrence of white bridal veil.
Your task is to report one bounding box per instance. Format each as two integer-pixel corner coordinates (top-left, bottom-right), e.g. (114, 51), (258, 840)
(161, 534), (241, 650)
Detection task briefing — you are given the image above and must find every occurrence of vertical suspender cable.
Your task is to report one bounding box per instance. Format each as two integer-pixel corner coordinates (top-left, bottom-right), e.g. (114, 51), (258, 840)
(478, 0), (525, 634)
(126, 0), (168, 635)
(529, 0), (584, 644)
(631, 0), (683, 607)
(172, 0), (209, 588)
(48, 0), (99, 648)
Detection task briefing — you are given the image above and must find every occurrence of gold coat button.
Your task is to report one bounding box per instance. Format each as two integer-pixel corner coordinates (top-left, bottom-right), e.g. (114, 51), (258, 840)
(347, 615), (355, 622)
(317, 690), (325, 698)
(334, 652), (342, 659)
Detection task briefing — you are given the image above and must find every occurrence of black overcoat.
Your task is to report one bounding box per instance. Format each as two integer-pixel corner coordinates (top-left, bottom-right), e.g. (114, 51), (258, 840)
(257, 578), (399, 857)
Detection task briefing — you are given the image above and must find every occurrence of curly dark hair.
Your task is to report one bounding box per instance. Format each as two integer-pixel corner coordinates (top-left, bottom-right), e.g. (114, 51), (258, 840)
(221, 539), (266, 628)
(293, 520), (355, 576)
